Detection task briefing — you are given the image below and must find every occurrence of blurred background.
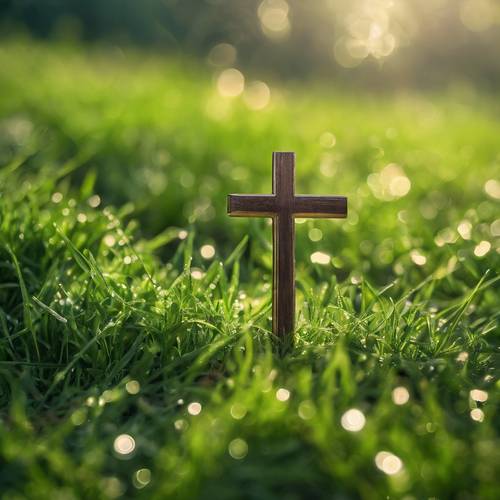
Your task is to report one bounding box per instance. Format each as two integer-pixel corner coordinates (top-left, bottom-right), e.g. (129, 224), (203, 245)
(0, 0), (499, 285)
(2, 0), (500, 87)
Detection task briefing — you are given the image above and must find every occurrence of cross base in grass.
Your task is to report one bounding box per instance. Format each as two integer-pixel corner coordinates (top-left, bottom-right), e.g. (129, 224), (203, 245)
(227, 152), (347, 341)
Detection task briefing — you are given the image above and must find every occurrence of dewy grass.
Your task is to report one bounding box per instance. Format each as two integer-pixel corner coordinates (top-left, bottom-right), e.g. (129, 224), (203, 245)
(0, 39), (499, 499)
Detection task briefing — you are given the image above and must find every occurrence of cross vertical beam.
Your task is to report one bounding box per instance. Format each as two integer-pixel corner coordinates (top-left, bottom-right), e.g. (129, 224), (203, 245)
(272, 152), (295, 337)
(227, 151), (347, 342)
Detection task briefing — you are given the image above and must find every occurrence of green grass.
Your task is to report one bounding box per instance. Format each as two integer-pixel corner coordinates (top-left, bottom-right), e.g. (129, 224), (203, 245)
(0, 39), (499, 499)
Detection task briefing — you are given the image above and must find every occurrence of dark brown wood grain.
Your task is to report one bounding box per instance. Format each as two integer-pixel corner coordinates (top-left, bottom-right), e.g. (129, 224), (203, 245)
(227, 194), (277, 216)
(227, 152), (347, 341)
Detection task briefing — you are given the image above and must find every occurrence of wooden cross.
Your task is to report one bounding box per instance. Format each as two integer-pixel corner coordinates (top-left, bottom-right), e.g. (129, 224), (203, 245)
(227, 152), (347, 340)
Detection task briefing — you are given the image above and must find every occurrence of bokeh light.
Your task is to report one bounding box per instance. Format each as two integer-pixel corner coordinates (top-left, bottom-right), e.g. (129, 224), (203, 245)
(200, 244), (216, 259)
(310, 251), (330, 265)
(188, 402), (202, 415)
(113, 434), (136, 456)
(258, 0), (290, 39)
(228, 438), (248, 459)
(392, 387), (410, 405)
(243, 81), (271, 110)
(217, 69), (245, 97)
(276, 388), (290, 401)
(470, 389), (488, 402)
(375, 451), (403, 475)
(208, 43), (237, 67)
(341, 408), (366, 432)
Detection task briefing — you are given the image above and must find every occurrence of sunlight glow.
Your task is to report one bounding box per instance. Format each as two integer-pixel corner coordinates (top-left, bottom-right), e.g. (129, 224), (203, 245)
(334, 0), (399, 67)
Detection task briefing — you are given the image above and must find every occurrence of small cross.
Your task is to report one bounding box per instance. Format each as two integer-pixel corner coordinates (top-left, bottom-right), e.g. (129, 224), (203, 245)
(227, 152), (347, 341)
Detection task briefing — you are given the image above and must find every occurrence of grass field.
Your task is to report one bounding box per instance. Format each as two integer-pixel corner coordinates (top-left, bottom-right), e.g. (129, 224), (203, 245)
(0, 39), (499, 499)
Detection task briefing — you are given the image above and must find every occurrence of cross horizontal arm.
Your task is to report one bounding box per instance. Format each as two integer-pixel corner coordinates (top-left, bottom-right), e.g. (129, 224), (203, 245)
(227, 194), (277, 217)
(292, 195), (347, 218)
